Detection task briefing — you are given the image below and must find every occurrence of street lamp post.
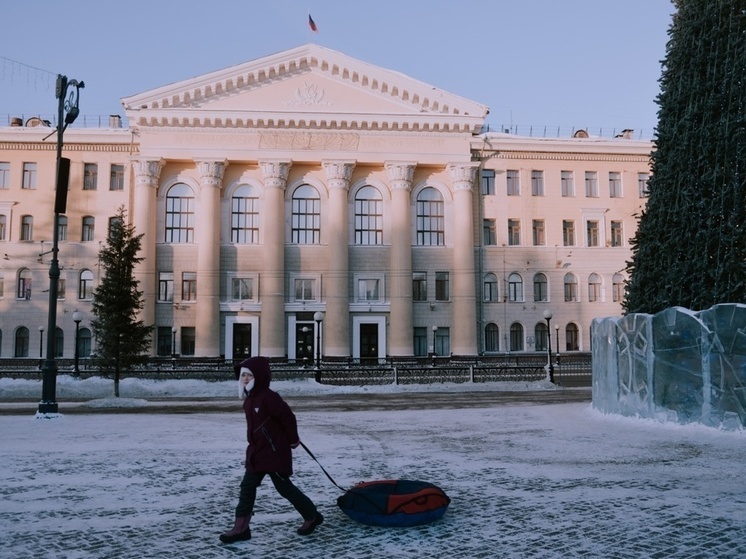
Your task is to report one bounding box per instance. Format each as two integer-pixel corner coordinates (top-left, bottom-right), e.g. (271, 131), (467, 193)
(38, 326), (44, 368)
(554, 324), (560, 367)
(72, 310), (82, 377)
(313, 312), (323, 382)
(543, 309), (555, 384)
(171, 327), (178, 369)
(38, 74), (84, 416)
(432, 325), (438, 366)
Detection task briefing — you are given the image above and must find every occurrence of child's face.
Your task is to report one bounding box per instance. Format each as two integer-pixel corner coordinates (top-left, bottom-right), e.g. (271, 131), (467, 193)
(240, 368), (254, 385)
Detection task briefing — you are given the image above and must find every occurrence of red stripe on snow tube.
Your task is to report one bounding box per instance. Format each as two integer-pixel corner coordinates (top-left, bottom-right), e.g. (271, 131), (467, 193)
(337, 479), (450, 527)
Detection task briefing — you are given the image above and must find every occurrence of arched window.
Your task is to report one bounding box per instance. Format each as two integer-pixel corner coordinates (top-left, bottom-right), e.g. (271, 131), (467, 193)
(566, 323), (580, 351)
(17, 268), (31, 299)
(78, 327), (92, 358)
(79, 269), (94, 300)
(564, 273), (578, 302)
(14, 326), (29, 357)
(354, 186), (383, 245)
(291, 184), (321, 244)
(21, 215), (33, 241)
(54, 326), (63, 358)
(612, 273), (625, 302)
(508, 273), (523, 302)
(416, 187), (444, 246)
(82, 216), (95, 241)
(483, 273), (498, 302)
(533, 273), (548, 302)
(165, 183), (195, 243)
(485, 323), (499, 352)
(231, 184), (259, 244)
(588, 273), (602, 302)
(535, 322), (548, 351)
(510, 322), (524, 351)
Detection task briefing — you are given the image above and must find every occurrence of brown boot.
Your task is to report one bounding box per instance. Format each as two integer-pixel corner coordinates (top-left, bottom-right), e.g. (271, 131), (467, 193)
(297, 512), (324, 535)
(219, 516), (251, 543)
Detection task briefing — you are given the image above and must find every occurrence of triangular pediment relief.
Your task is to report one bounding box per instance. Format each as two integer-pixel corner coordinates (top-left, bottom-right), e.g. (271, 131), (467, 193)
(122, 44), (487, 133)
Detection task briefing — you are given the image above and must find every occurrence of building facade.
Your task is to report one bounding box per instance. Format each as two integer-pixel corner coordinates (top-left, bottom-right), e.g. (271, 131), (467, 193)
(0, 44), (650, 361)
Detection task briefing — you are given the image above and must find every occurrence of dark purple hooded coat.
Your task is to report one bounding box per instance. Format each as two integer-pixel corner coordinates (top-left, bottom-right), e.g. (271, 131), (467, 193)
(239, 356), (299, 476)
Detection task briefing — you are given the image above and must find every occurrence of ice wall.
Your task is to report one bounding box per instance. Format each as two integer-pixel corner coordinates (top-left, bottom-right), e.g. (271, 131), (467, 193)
(592, 304), (746, 430)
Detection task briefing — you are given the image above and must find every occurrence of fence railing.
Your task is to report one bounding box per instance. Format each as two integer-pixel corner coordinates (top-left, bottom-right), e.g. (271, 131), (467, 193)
(0, 353), (591, 386)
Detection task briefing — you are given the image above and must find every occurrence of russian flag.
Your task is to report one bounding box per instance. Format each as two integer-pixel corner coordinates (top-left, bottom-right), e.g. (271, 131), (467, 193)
(308, 14), (318, 32)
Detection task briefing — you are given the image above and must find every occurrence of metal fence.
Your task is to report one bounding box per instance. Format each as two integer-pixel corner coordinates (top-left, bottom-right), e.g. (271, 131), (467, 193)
(0, 353), (591, 387)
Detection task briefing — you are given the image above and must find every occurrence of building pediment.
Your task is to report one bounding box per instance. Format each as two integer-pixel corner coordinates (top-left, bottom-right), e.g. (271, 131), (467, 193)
(122, 44), (488, 134)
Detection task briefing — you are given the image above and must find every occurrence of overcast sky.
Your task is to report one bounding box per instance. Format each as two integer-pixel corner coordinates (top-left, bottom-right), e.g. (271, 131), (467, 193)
(1, 1), (674, 136)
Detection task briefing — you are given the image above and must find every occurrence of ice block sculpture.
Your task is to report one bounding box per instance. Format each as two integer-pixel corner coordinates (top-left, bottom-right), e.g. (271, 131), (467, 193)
(592, 304), (746, 430)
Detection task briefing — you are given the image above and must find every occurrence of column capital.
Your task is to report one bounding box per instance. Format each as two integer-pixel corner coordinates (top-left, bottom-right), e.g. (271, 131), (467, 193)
(385, 161), (417, 191)
(133, 159), (165, 188)
(195, 160), (228, 188)
(322, 160), (356, 190)
(259, 160), (292, 189)
(448, 162), (480, 192)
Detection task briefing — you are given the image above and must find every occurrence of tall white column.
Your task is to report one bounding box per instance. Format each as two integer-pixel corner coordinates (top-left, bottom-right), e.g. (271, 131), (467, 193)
(259, 160), (291, 357)
(448, 163), (480, 356)
(322, 160), (355, 357)
(386, 162), (416, 356)
(132, 159), (163, 354)
(194, 160), (226, 357)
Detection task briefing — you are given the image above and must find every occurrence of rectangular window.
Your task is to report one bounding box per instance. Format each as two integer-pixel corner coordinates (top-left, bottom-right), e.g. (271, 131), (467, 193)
(158, 272), (174, 302)
(231, 278), (254, 301)
(58, 216), (67, 241)
(481, 170), (495, 196)
(506, 170), (520, 196)
(232, 195), (260, 244)
(412, 272), (427, 302)
(57, 278), (66, 300)
(531, 170), (544, 196)
(354, 194), (383, 245)
(587, 220), (599, 247)
(110, 164), (124, 191)
(413, 327), (427, 357)
(483, 219), (496, 246)
(638, 173), (650, 197)
(609, 172), (621, 198)
(0, 162), (9, 189)
(181, 272), (197, 301)
(508, 219), (521, 246)
(0, 215), (6, 240)
(357, 278), (380, 302)
(563, 220), (575, 246)
(532, 219), (545, 246)
(82, 217), (95, 241)
(585, 171), (598, 197)
(434, 327), (450, 357)
(83, 163), (98, 190)
(22, 163), (37, 190)
(21, 216), (33, 240)
(561, 171), (574, 197)
(611, 221), (623, 247)
(435, 272), (450, 301)
(181, 327), (196, 356)
(294, 278), (316, 301)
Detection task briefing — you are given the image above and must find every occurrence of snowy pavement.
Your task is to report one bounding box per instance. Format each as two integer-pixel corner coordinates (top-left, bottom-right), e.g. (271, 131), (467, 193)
(1, 385), (745, 558)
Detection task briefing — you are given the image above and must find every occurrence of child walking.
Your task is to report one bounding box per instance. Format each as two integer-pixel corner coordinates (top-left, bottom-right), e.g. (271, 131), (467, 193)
(220, 356), (323, 543)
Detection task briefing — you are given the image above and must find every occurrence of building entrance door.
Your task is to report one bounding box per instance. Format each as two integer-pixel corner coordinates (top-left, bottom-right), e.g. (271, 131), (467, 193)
(232, 323), (252, 359)
(360, 323), (379, 362)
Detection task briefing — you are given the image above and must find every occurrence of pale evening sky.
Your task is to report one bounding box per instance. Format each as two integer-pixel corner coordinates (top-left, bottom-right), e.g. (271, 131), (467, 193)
(1, 0), (674, 138)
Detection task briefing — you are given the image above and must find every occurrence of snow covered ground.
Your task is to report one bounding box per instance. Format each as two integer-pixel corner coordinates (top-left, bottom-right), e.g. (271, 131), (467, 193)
(1, 376), (745, 558)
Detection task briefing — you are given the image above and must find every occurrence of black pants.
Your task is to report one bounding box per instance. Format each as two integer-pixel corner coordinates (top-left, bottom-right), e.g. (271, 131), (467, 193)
(235, 471), (317, 521)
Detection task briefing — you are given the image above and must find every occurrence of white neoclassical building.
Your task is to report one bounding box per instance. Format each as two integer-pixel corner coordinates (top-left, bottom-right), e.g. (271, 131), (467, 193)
(0, 44), (651, 361)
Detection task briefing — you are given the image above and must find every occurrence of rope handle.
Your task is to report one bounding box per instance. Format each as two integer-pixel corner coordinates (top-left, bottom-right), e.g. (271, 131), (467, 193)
(299, 441), (348, 492)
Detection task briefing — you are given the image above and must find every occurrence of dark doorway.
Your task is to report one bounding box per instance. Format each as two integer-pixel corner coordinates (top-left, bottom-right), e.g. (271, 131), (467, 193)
(233, 323), (252, 359)
(360, 323), (379, 362)
(296, 322), (315, 366)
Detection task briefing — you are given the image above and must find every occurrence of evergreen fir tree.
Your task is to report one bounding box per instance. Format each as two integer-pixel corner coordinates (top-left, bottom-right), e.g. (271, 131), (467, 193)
(91, 207), (152, 396)
(624, 0), (746, 314)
